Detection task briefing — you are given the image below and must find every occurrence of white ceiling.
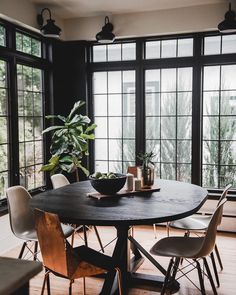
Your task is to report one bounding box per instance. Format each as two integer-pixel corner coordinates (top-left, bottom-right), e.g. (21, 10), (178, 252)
(31, 0), (226, 19)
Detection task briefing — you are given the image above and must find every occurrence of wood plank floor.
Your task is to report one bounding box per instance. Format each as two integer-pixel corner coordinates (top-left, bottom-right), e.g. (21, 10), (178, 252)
(2, 225), (236, 294)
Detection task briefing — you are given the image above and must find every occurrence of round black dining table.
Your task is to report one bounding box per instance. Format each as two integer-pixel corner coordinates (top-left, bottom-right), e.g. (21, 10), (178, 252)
(31, 179), (208, 294)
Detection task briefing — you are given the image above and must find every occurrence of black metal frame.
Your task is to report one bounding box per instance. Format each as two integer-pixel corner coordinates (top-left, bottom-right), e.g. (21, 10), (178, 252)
(87, 31), (236, 191)
(0, 18), (53, 204)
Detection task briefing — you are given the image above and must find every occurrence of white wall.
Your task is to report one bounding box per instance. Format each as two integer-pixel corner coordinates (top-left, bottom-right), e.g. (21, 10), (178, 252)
(64, 2), (229, 41)
(0, 0), (65, 38)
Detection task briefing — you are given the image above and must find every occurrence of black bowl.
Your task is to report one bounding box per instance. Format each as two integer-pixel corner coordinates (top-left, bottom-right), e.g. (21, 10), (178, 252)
(89, 173), (127, 195)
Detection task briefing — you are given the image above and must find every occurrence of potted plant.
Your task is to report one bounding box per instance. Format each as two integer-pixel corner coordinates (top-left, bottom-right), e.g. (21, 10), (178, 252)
(40, 100), (96, 180)
(137, 151), (156, 189)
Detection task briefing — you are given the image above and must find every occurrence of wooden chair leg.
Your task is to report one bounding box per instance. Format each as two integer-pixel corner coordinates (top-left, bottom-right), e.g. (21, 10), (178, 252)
(33, 241), (38, 261)
(161, 258), (174, 295)
(115, 267), (123, 295)
(46, 271), (51, 295)
(83, 225), (88, 247)
(210, 252), (220, 287)
(41, 270), (50, 295)
(71, 232), (75, 247)
(18, 242), (26, 259)
(82, 277), (86, 295)
(214, 244), (223, 271)
(203, 257), (218, 295)
(153, 223), (157, 239)
(69, 279), (74, 295)
(196, 260), (206, 295)
(93, 226), (104, 253)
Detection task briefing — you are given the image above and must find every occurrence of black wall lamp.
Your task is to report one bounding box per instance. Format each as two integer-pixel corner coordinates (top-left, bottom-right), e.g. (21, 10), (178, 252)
(96, 16), (115, 43)
(218, 2), (236, 33)
(37, 8), (61, 38)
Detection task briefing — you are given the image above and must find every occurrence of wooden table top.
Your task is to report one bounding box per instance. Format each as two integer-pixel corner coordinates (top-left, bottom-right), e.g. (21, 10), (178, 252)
(0, 257), (42, 295)
(30, 179), (208, 226)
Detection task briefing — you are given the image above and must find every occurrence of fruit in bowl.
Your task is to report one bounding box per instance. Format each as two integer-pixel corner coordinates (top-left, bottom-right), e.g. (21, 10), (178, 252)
(89, 172), (127, 195)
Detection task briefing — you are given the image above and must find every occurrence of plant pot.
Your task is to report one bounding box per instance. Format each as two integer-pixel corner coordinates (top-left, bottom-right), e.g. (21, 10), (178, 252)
(137, 166), (154, 189)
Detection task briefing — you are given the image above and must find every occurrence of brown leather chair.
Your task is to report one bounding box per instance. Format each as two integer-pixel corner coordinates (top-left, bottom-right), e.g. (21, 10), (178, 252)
(50, 174), (104, 252)
(150, 199), (227, 295)
(35, 209), (122, 295)
(6, 185), (74, 260)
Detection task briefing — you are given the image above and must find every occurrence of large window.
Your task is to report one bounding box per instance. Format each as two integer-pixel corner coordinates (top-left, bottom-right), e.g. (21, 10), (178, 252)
(93, 70), (136, 173)
(0, 60), (9, 199)
(90, 33), (236, 189)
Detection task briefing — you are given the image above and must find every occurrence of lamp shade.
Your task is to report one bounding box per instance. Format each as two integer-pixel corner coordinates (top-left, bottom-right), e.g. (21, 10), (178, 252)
(96, 16), (115, 43)
(218, 3), (236, 33)
(37, 8), (61, 38)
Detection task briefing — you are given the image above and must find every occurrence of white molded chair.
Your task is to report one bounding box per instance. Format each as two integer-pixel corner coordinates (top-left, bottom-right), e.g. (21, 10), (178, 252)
(150, 199), (227, 295)
(6, 185), (74, 260)
(51, 174), (104, 252)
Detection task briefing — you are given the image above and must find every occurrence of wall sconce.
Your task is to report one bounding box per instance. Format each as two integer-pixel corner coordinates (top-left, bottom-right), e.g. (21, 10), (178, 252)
(37, 8), (61, 38)
(96, 16), (115, 43)
(218, 2), (236, 33)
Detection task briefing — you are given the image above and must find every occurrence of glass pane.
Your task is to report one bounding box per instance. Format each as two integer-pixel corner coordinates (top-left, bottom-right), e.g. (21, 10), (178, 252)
(161, 117), (176, 139)
(161, 93), (176, 115)
(222, 35), (236, 54)
(95, 161), (108, 173)
(25, 142), (34, 166)
(202, 141), (218, 164)
(31, 38), (41, 57)
(109, 139), (122, 160)
(35, 164), (43, 187)
(0, 118), (7, 143)
(0, 145), (8, 171)
(32, 68), (42, 91)
(161, 140), (176, 162)
(24, 92), (33, 116)
(95, 139), (108, 160)
(123, 71), (135, 93)
(203, 92), (219, 115)
(221, 91), (236, 115)
(220, 165), (236, 188)
(109, 117), (122, 138)
(0, 171), (8, 199)
(18, 118), (25, 142)
(146, 41), (160, 59)
(161, 68), (176, 91)
(220, 117), (236, 139)
(0, 89), (7, 115)
(107, 44), (121, 61)
(34, 93), (43, 116)
(123, 117), (135, 138)
(34, 118), (43, 140)
(108, 71), (121, 93)
(177, 117), (192, 139)
(204, 36), (221, 55)
(35, 141), (43, 163)
(93, 45), (106, 62)
(161, 163), (175, 179)
(22, 35), (31, 54)
(203, 66), (220, 91)
(177, 92), (192, 115)
(16, 32), (23, 51)
(178, 67), (192, 91)
(145, 70), (160, 93)
(177, 164), (191, 182)
(146, 117), (160, 139)
(93, 72), (107, 94)
(123, 93), (135, 116)
(146, 93), (160, 116)
(23, 65), (33, 91)
(220, 141), (236, 164)
(202, 165), (218, 187)
(178, 38), (193, 57)
(122, 43), (136, 60)
(221, 65), (236, 90)
(161, 40), (177, 58)
(146, 140), (160, 162)
(0, 25), (5, 46)
(95, 117), (107, 138)
(203, 117), (219, 140)
(19, 143), (25, 167)
(94, 95), (107, 116)
(0, 60), (6, 88)
(177, 140), (191, 163)
(24, 117), (34, 141)
(123, 140), (135, 161)
(109, 161), (123, 173)
(108, 94), (122, 116)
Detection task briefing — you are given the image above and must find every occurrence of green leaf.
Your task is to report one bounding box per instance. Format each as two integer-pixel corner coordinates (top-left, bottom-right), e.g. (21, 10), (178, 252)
(42, 125), (64, 134)
(60, 163), (75, 173)
(85, 123), (97, 133)
(76, 162), (89, 176)
(81, 133), (95, 140)
(68, 101), (85, 120)
(59, 155), (74, 163)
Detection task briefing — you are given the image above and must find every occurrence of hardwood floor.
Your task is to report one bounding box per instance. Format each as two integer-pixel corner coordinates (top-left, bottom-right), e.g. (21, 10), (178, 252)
(2, 225), (236, 294)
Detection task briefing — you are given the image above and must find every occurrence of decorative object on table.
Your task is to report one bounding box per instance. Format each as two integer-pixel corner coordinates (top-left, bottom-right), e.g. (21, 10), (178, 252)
(134, 179), (142, 191)
(126, 173), (134, 191)
(89, 172), (127, 195)
(137, 151), (156, 189)
(40, 101), (96, 181)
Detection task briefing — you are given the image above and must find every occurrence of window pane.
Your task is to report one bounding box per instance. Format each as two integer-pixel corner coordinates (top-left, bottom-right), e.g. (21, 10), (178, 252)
(93, 72), (107, 94)
(221, 91), (236, 115)
(123, 93), (135, 116)
(222, 35), (236, 54)
(109, 139), (122, 160)
(161, 163), (175, 179)
(146, 117), (160, 139)
(146, 93), (160, 116)
(95, 117), (107, 138)
(108, 71), (121, 93)
(161, 40), (177, 58)
(177, 117), (192, 139)
(204, 36), (221, 55)
(203, 92), (219, 116)
(161, 117), (176, 139)
(108, 44), (121, 61)
(202, 165), (218, 187)
(161, 93), (176, 116)
(123, 71), (135, 93)
(178, 38), (193, 57)
(108, 94), (122, 116)
(16, 32), (42, 57)
(109, 117), (122, 138)
(122, 43), (136, 60)
(221, 65), (236, 90)
(94, 95), (107, 116)
(202, 141), (218, 164)
(203, 66), (220, 91)
(161, 68), (176, 91)
(177, 141), (191, 163)
(123, 140), (135, 161)
(145, 70), (160, 92)
(93, 45), (106, 62)
(123, 117), (135, 138)
(178, 92), (192, 115)
(0, 25), (6, 46)
(146, 41), (160, 59)
(177, 164), (191, 182)
(178, 67), (192, 91)
(203, 117), (219, 140)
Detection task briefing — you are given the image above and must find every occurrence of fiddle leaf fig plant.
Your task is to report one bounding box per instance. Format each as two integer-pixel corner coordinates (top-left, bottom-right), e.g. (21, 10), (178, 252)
(40, 100), (96, 177)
